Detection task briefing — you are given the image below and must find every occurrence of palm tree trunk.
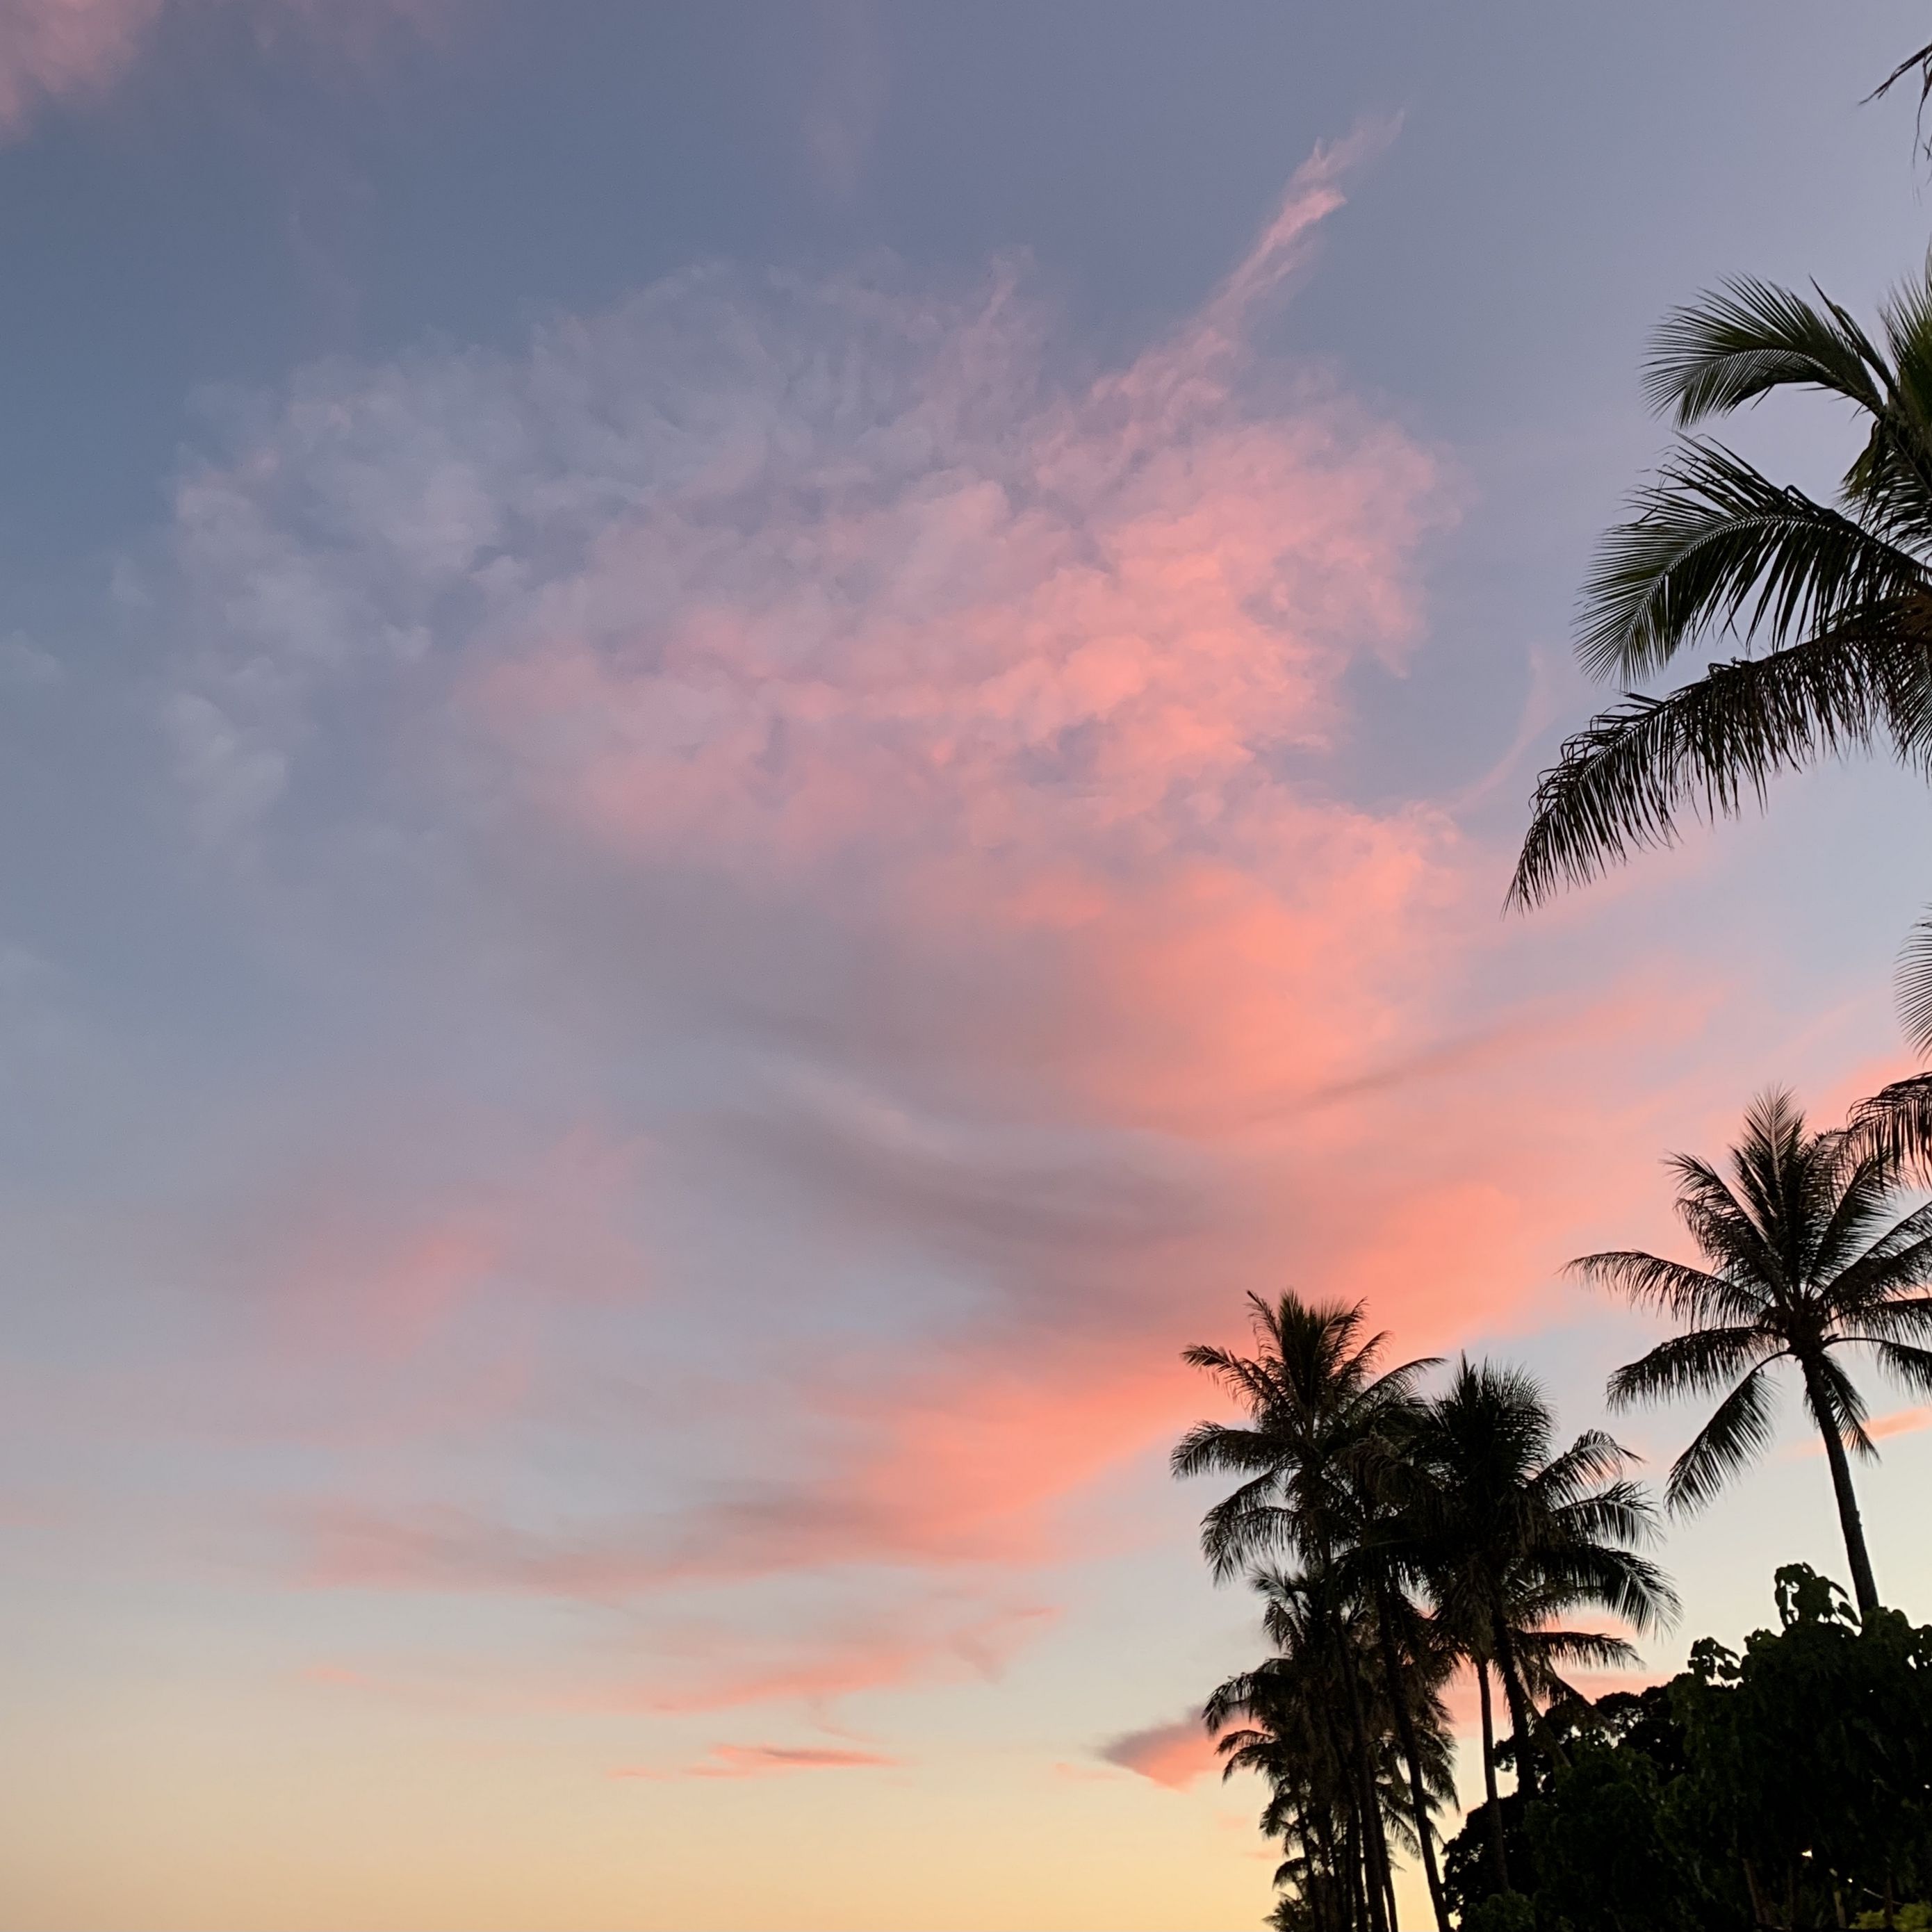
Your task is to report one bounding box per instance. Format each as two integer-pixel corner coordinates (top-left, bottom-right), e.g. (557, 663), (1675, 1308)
(1332, 1622), (1393, 1932)
(1311, 1805), (1342, 1932)
(1373, 1591), (1450, 1932)
(1803, 1360), (1883, 1616)
(1342, 1808), (1367, 1932)
(1476, 1660), (1509, 1894)
(1491, 1619), (1539, 1799)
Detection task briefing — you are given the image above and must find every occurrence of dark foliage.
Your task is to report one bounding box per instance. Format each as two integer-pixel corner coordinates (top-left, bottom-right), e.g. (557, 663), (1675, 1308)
(1440, 1568), (1932, 1931)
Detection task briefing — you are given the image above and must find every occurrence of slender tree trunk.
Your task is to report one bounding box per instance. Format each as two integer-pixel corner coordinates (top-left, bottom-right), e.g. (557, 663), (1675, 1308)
(1374, 1590), (1450, 1932)
(1332, 1621), (1393, 1932)
(1383, 1858), (1400, 1932)
(1476, 1660), (1509, 1895)
(1313, 1805), (1342, 1932)
(1803, 1359), (1883, 1616)
(1343, 1808), (1368, 1932)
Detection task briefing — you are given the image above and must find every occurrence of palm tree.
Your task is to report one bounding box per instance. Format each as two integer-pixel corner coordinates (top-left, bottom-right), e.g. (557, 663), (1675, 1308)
(1573, 1088), (1932, 1616)
(1507, 261), (1932, 1046)
(1209, 1570), (1455, 1932)
(1399, 1359), (1677, 1893)
(1174, 1294), (1439, 1932)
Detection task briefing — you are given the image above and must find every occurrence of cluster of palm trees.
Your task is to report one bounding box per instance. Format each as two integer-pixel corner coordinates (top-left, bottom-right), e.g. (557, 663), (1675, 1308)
(1177, 1088), (1932, 1932)
(1175, 1299), (1672, 1932)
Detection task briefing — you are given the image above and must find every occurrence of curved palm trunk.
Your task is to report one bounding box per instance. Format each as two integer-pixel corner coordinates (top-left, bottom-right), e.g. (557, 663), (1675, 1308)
(1475, 1661), (1509, 1895)
(1802, 1358), (1883, 1616)
(1373, 1590), (1450, 1932)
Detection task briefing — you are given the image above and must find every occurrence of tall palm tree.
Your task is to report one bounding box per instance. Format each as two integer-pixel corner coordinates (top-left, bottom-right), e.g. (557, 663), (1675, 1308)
(1573, 1088), (1932, 1616)
(1174, 1294), (1439, 1932)
(1399, 1359), (1677, 1891)
(1507, 261), (1932, 1045)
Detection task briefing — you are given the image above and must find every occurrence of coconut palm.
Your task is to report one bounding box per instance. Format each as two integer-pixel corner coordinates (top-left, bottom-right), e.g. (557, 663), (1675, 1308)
(1174, 1295), (1439, 1932)
(1173, 1293), (1438, 1583)
(1209, 1569), (1455, 1932)
(1398, 1357), (1677, 1894)
(1573, 1088), (1932, 1616)
(1507, 261), (1932, 1045)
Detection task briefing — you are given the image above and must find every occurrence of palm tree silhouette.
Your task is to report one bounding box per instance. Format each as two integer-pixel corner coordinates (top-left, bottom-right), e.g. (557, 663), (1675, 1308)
(1509, 264), (1932, 1045)
(1174, 1293), (1439, 1932)
(1398, 1358), (1676, 1893)
(1573, 1088), (1932, 1615)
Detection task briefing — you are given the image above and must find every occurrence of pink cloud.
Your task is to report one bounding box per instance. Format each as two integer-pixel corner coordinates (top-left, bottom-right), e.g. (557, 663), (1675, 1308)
(612, 1742), (900, 1781)
(1099, 1713), (1220, 1790)
(1869, 1405), (1932, 1441)
(1794, 1405), (1932, 1456)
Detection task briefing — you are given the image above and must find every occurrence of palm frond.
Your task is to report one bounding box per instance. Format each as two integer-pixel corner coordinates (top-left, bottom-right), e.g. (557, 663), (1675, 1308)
(1899, 910), (1932, 1058)
(1576, 441), (1924, 680)
(1509, 604), (1932, 908)
(1866, 39), (1932, 112)
(1532, 1429), (1644, 1502)
(1817, 1214), (1932, 1313)
(1854, 266), (1932, 548)
(1664, 1361), (1779, 1512)
(1512, 1624), (1642, 1674)
(1806, 1140), (1915, 1279)
(1178, 1343), (1279, 1414)
(1605, 1325), (1774, 1408)
(1567, 1249), (1758, 1325)
(1528, 1544), (1680, 1634)
(1199, 1484), (1297, 1581)
(1862, 1336), (1932, 1400)
(1849, 1072), (1932, 1179)
(1644, 279), (1888, 429)
(1546, 1478), (1665, 1556)
(1841, 1293), (1932, 1345)
(1170, 1421), (1283, 1482)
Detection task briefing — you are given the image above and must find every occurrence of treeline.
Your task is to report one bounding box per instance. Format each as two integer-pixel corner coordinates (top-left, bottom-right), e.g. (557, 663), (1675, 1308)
(1174, 1090), (1932, 1931)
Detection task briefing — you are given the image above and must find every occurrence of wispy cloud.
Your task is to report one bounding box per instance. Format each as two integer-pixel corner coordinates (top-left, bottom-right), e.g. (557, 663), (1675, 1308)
(612, 1742), (900, 1780)
(76, 131), (1780, 1736)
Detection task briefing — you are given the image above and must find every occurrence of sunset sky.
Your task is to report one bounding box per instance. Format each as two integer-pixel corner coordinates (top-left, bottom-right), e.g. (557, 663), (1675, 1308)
(6, 6), (1932, 1929)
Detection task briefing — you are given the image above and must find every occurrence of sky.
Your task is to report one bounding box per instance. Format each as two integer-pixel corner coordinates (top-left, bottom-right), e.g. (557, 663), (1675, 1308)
(4, 5), (1932, 1929)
